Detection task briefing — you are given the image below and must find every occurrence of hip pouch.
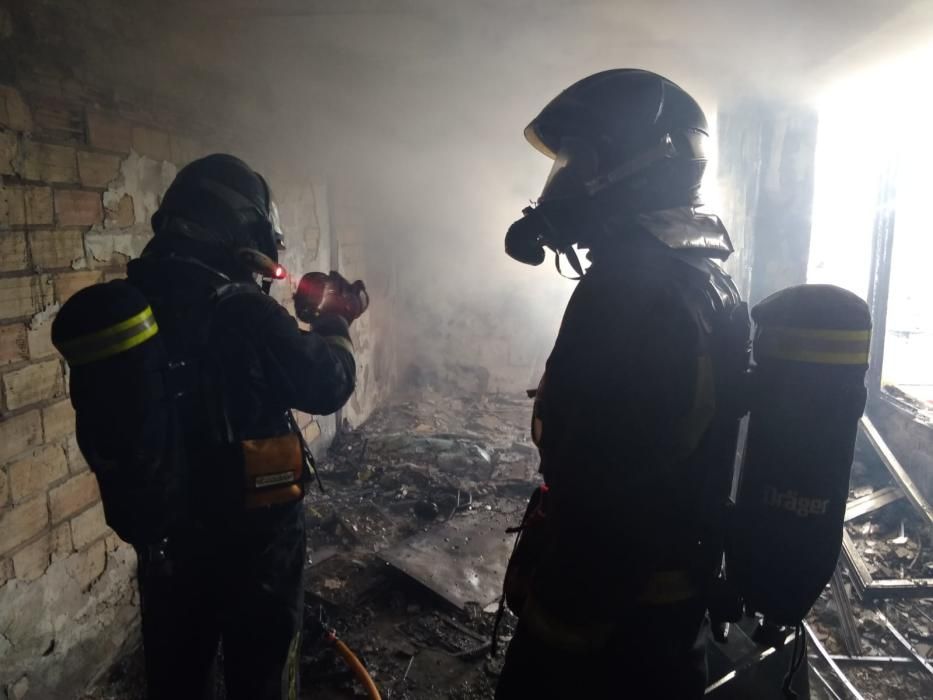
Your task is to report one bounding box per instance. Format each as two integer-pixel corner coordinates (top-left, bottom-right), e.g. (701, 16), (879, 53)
(240, 433), (305, 509)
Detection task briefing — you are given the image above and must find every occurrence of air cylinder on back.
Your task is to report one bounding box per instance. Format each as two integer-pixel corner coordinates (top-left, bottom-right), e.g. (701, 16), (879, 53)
(729, 284), (871, 625)
(52, 280), (183, 545)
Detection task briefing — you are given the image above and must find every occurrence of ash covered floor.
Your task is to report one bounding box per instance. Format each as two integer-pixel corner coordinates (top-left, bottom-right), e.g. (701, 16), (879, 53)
(81, 390), (933, 699)
(295, 390), (536, 699)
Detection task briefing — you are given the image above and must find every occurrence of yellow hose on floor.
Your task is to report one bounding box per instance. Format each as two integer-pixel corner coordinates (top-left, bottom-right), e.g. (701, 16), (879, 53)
(329, 633), (382, 700)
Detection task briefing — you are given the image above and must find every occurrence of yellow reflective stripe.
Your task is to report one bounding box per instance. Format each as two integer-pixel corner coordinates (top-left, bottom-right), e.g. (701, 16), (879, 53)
(59, 306), (155, 353)
(757, 325), (870, 365)
(760, 348), (870, 365)
(768, 326), (870, 342)
(59, 306), (158, 365)
(66, 322), (159, 366)
(324, 335), (354, 355)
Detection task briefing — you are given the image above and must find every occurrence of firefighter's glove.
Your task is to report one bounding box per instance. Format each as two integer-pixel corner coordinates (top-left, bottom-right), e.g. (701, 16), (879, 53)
(295, 271), (369, 326)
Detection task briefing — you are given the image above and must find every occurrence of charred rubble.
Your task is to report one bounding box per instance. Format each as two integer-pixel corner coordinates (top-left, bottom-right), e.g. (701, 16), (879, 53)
(82, 388), (933, 700)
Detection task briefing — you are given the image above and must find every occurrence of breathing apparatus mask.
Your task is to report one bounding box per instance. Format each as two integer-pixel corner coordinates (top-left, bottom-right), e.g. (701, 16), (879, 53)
(505, 131), (698, 277)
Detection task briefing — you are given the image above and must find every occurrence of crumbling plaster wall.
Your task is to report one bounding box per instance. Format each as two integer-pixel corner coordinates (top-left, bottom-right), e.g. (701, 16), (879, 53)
(0, 4), (396, 698)
(330, 185), (399, 428)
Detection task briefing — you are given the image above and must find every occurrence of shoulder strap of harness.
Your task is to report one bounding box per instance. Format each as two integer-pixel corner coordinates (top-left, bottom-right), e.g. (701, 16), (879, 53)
(202, 281), (323, 492)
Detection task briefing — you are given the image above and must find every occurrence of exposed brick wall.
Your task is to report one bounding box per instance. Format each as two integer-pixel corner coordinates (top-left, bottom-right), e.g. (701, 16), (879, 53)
(0, 3), (399, 696)
(0, 81), (365, 700)
(0, 79), (207, 698)
(0, 86), (119, 574)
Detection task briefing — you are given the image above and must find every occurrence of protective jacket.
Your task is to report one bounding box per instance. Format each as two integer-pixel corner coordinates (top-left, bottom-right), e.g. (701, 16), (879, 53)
(126, 234), (356, 700)
(524, 210), (749, 644)
(126, 235), (355, 512)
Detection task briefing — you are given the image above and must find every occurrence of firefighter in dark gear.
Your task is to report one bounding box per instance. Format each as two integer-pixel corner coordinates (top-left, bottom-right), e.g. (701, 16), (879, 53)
(496, 70), (750, 698)
(127, 154), (360, 700)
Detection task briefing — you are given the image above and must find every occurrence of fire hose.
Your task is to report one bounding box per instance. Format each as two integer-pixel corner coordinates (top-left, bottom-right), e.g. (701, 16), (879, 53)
(325, 629), (382, 700)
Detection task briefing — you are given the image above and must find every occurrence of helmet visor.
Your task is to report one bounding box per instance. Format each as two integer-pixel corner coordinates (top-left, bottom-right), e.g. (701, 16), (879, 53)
(538, 137), (600, 203)
(268, 200), (286, 250)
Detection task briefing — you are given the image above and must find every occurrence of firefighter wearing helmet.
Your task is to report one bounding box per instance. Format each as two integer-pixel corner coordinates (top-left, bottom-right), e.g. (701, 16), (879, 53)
(119, 154), (363, 698)
(496, 70), (751, 697)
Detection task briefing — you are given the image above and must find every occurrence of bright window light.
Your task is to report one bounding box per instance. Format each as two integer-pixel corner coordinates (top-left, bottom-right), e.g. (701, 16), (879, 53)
(809, 41), (933, 413)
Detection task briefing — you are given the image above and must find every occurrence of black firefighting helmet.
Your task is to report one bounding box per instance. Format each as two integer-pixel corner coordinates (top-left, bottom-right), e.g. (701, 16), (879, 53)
(152, 154), (286, 274)
(506, 69), (710, 267)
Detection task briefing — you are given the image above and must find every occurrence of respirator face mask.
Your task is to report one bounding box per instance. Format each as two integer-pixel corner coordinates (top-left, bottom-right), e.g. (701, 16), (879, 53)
(504, 137), (600, 269)
(504, 132), (683, 273)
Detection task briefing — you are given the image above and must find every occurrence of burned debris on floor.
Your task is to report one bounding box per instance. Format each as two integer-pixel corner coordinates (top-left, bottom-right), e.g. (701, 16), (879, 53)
(80, 391), (535, 700)
(81, 391), (933, 699)
(296, 390), (536, 699)
(807, 426), (933, 700)
(301, 398), (933, 700)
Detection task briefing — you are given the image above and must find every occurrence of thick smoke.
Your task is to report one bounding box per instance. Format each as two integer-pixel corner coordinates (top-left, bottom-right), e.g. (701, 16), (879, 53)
(135, 0), (933, 388)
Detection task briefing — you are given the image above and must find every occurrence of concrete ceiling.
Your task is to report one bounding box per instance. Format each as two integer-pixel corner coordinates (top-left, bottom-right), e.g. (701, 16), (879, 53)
(49, 0), (930, 293)
(164, 1), (933, 166)
(185, 1), (932, 97)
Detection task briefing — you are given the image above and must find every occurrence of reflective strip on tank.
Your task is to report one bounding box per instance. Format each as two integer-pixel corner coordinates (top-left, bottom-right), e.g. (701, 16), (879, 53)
(59, 306), (159, 366)
(756, 326), (870, 365)
(324, 335), (354, 355)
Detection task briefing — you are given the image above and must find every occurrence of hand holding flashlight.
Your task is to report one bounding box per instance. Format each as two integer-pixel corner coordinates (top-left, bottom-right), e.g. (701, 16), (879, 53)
(294, 271), (369, 325)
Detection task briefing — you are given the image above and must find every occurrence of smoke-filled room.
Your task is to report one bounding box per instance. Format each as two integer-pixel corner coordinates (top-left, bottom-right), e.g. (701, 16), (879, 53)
(1, 2), (933, 698)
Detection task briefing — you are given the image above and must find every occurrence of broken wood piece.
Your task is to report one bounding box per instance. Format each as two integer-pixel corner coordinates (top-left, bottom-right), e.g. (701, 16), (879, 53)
(844, 486), (904, 522)
(831, 565), (863, 655)
(438, 614), (487, 644)
(809, 663), (845, 700)
(827, 655), (914, 665)
(803, 620), (867, 700)
(860, 417), (933, 530)
(451, 641), (492, 660)
(841, 530), (874, 600)
(872, 606), (933, 678)
(863, 577), (933, 599)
